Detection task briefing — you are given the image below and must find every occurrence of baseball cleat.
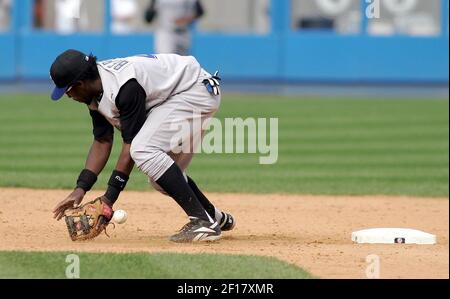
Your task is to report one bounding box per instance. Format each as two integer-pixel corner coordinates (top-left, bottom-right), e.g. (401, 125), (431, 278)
(219, 212), (236, 231)
(170, 218), (222, 243)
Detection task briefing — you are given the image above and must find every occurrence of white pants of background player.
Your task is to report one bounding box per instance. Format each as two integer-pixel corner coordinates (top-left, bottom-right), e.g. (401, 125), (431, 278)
(130, 69), (222, 219)
(154, 30), (191, 56)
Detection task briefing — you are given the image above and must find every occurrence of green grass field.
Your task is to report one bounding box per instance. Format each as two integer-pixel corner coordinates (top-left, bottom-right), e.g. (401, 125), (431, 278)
(0, 94), (448, 197)
(0, 94), (448, 279)
(0, 251), (312, 279)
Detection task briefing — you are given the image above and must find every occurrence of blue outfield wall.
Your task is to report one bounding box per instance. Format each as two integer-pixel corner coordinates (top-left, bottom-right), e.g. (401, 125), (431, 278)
(283, 34), (449, 82)
(0, 0), (448, 83)
(0, 34), (16, 80)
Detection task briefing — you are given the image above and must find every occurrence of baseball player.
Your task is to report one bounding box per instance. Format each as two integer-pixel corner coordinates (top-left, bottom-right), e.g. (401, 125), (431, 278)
(145, 0), (204, 55)
(0, 0), (11, 31)
(51, 49), (235, 242)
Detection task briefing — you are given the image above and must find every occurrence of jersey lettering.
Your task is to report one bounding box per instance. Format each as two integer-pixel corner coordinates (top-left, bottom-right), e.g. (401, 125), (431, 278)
(101, 59), (129, 71)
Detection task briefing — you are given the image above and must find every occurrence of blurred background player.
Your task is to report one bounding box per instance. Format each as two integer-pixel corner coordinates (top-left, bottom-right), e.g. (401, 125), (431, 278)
(111, 0), (138, 34)
(145, 0), (204, 55)
(0, 0), (11, 31)
(54, 0), (88, 34)
(33, 0), (44, 28)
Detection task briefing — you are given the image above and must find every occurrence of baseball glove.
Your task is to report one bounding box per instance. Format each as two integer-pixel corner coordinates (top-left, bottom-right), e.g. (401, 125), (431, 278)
(64, 197), (113, 241)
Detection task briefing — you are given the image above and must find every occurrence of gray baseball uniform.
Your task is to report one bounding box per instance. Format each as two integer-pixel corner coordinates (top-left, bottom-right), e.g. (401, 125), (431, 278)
(88, 54), (220, 186)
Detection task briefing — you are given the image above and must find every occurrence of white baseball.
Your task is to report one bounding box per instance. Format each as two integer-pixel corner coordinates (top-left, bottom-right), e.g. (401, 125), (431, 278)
(112, 209), (128, 224)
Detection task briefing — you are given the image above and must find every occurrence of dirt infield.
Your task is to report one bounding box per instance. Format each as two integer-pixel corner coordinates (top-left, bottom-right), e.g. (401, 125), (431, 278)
(0, 188), (448, 278)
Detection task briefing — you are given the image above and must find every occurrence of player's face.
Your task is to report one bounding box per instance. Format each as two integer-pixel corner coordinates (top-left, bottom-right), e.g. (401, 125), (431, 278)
(66, 81), (95, 105)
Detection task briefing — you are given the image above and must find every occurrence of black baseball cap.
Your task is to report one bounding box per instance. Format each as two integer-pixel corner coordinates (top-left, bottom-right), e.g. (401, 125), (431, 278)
(50, 49), (92, 101)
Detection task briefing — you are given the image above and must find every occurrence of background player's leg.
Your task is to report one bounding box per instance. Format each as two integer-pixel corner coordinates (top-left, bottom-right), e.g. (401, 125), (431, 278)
(154, 31), (176, 54)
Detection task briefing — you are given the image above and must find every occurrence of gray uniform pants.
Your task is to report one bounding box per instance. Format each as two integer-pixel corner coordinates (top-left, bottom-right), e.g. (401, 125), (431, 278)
(130, 69), (221, 193)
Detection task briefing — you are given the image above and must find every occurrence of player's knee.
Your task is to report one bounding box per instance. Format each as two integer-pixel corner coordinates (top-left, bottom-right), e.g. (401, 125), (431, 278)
(130, 139), (151, 164)
(130, 142), (155, 165)
(129, 141), (140, 164)
(130, 142), (173, 181)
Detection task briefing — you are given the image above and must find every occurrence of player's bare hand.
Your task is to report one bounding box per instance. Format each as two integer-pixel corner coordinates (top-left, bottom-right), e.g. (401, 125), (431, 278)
(53, 188), (86, 220)
(175, 16), (194, 27)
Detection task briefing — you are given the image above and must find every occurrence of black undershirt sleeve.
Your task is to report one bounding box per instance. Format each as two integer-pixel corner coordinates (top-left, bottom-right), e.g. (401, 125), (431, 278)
(89, 109), (114, 141)
(115, 79), (147, 144)
(144, 0), (157, 23)
(195, 1), (204, 19)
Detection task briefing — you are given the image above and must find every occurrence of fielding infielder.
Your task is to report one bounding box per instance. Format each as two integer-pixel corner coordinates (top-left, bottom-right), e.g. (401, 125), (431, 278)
(51, 49), (235, 242)
(145, 0), (204, 55)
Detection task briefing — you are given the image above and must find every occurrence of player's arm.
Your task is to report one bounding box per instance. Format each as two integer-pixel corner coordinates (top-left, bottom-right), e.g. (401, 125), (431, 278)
(102, 79), (147, 204)
(53, 110), (114, 220)
(194, 0), (204, 19)
(144, 0), (157, 23)
(85, 110), (115, 174)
